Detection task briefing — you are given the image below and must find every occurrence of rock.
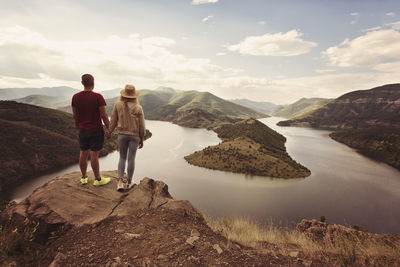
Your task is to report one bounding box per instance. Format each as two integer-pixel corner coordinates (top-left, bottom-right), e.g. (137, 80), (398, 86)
(296, 219), (382, 244)
(213, 244), (223, 254)
(186, 236), (199, 245)
(48, 252), (67, 267)
(113, 257), (121, 264)
(1, 171), (203, 240)
(157, 254), (168, 260)
(186, 228), (201, 245)
(191, 229), (200, 237)
(124, 233), (141, 239)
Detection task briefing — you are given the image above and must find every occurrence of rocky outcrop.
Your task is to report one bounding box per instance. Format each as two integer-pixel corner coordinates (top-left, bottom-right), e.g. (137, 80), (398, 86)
(296, 219), (400, 250)
(2, 172), (400, 266)
(0, 171), (297, 266)
(1, 171), (200, 230)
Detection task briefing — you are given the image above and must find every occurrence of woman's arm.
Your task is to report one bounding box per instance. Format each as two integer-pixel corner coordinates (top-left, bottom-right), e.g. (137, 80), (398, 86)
(106, 103), (118, 138)
(138, 106), (146, 148)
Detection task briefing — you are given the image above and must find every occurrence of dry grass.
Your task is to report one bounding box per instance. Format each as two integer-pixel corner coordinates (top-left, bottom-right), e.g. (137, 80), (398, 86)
(204, 215), (400, 266)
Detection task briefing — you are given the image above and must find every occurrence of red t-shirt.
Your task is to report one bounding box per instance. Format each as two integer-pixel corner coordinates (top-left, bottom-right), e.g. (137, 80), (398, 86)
(71, 90), (106, 131)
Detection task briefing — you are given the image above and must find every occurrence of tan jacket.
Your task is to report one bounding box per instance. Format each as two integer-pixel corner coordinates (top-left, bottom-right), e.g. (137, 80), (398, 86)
(109, 101), (146, 138)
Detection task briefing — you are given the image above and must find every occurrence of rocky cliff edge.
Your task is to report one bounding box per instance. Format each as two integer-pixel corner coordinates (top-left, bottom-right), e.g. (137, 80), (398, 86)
(1, 171), (301, 266)
(1, 171), (399, 266)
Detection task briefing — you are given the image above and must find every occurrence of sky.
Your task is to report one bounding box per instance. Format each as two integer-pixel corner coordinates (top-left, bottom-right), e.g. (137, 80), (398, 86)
(0, 0), (399, 104)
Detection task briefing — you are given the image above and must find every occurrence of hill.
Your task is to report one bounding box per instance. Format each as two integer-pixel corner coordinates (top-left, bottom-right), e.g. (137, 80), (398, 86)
(12, 94), (71, 109)
(330, 128), (400, 170)
(102, 90), (265, 129)
(98, 88), (123, 99)
(277, 84), (400, 129)
(0, 86), (79, 100)
(0, 101), (118, 195)
(229, 99), (283, 114)
(185, 118), (310, 178)
(272, 97), (332, 119)
(2, 172), (399, 266)
(145, 90), (266, 128)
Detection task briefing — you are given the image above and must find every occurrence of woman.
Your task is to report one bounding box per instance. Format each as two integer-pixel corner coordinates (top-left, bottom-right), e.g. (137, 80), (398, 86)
(107, 84), (146, 191)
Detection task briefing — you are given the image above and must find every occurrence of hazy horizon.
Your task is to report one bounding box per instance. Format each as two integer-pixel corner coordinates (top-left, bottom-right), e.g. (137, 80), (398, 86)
(1, 0), (399, 104)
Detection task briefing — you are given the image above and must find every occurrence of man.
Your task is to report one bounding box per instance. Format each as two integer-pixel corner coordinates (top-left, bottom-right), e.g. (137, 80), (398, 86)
(72, 74), (111, 186)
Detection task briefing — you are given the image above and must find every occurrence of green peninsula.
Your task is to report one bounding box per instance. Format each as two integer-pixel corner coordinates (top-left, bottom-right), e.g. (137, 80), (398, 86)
(185, 119), (310, 178)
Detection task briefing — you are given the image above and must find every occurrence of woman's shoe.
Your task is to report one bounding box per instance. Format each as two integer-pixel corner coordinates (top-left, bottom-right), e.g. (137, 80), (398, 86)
(117, 179), (124, 192)
(123, 179), (129, 190)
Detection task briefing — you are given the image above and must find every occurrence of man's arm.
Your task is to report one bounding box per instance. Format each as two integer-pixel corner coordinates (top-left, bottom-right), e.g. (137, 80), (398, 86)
(99, 105), (110, 130)
(72, 107), (80, 136)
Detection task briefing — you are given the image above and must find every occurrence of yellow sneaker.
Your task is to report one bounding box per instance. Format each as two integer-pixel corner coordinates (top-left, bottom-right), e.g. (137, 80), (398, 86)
(93, 177), (111, 186)
(80, 177), (88, 185)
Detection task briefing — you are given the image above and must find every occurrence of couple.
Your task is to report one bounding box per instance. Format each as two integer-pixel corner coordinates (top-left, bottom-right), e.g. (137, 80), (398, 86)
(71, 74), (146, 191)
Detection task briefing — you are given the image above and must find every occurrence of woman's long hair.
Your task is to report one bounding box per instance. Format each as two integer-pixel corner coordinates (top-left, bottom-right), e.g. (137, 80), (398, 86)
(120, 96), (138, 104)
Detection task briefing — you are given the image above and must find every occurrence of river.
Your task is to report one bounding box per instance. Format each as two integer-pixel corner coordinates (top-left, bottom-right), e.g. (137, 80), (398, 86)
(9, 118), (400, 234)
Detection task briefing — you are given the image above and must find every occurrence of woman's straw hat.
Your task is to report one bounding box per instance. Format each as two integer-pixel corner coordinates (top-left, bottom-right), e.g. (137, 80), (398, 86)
(120, 84), (139, 98)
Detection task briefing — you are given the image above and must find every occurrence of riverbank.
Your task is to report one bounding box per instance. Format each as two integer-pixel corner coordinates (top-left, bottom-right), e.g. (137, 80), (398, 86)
(185, 118), (310, 178)
(330, 127), (400, 171)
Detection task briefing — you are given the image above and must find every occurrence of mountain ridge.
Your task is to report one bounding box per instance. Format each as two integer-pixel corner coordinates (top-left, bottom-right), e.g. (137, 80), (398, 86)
(278, 84), (400, 129)
(229, 98), (282, 115)
(272, 97), (333, 119)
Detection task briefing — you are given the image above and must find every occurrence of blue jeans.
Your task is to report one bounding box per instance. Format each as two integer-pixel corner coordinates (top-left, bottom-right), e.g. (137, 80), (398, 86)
(118, 134), (140, 182)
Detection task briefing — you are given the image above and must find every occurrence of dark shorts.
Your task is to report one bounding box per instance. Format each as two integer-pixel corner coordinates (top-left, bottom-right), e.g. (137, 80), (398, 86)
(78, 129), (104, 151)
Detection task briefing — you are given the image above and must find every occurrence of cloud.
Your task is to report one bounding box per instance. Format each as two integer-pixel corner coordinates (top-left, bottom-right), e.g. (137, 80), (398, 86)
(362, 20), (400, 32)
(350, 12), (359, 25)
(1, 26), (398, 104)
(386, 21), (400, 30)
(0, 25), (242, 91)
(373, 61), (400, 73)
(226, 30), (317, 57)
(386, 12), (395, 17)
(324, 29), (400, 67)
(216, 52), (226, 56)
(258, 21), (266, 25)
(315, 69), (335, 74)
(361, 26), (382, 32)
(202, 15), (213, 22)
(192, 0), (218, 5)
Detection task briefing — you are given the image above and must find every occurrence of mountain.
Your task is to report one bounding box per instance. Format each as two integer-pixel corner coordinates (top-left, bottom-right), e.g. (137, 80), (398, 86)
(185, 118), (310, 178)
(99, 88), (123, 99)
(278, 84), (400, 129)
(100, 87), (180, 100)
(103, 90), (266, 129)
(0, 101), (118, 195)
(0, 86), (79, 100)
(147, 90), (266, 128)
(229, 99), (283, 115)
(155, 86), (182, 93)
(272, 97), (332, 119)
(12, 94), (71, 109)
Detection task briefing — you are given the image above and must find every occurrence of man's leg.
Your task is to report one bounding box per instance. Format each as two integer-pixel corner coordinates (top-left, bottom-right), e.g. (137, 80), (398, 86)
(79, 150), (90, 178)
(89, 150), (100, 180)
